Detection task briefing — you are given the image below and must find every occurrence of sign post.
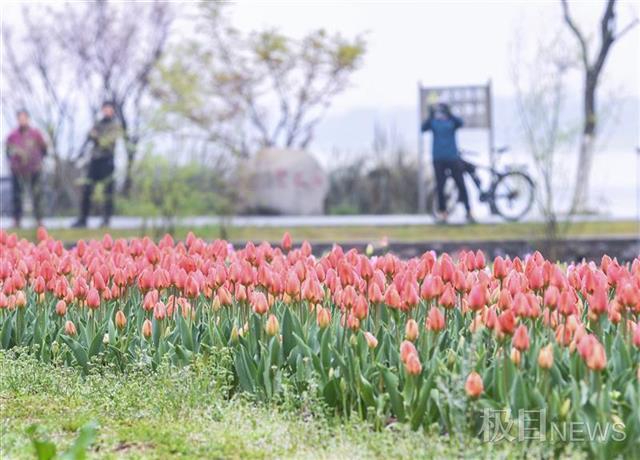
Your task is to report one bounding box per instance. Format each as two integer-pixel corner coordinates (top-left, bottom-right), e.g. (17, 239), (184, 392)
(417, 81), (426, 213)
(417, 81), (494, 213)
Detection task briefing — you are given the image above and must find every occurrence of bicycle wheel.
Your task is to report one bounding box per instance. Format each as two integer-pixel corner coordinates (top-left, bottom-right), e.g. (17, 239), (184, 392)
(491, 171), (535, 221)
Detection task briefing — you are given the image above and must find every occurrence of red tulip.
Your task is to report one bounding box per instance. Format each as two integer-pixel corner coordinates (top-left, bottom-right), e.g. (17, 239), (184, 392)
(493, 256), (507, 279)
(543, 286), (559, 309)
(497, 309), (516, 335)
(404, 353), (422, 375)
(512, 325), (530, 351)
(465, 372), (484, 398)
(281, 232), (292, 251)
(558, 290), (577, 316)
(438, 284), (456, 309)
(468, 284), (487, 311)
(426, 307), (445, 333)
(400, 340), (417, 364)
(154, 301), (167, 320)
(384, 285), (403, 309)
(64, 320), (77, 336)
(55, 300), (67, 316)
(588, 288), (608, 316)
(251, 292), (269, 315)
(586, 341), (607, 372)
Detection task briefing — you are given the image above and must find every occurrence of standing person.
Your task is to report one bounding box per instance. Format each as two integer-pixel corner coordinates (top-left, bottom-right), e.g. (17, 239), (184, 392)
(421, 103), (474, 223)
(5, 109), (48, 228)
(72, 101), (122, 228)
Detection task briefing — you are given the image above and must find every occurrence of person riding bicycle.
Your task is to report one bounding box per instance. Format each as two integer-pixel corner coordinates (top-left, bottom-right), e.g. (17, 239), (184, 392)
(421, 103), (474, 223)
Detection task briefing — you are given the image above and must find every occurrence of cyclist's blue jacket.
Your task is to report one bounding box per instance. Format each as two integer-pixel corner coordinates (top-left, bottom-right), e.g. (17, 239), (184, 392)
(421, 115), (463, 161)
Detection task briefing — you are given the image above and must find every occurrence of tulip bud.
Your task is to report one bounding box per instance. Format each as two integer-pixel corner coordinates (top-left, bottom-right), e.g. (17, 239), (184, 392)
(510, 347), (521, 366)
(103, 333), (110, 345)
(281, 232), (292, 251)
(15, 291), (26, 308)
(364, 331), (378, 349)
(230, 325), (240, 343)
(560, 399), (571, 418)
(405, 319), (419, 342)
(55, 300), (67, 316)
(115, 310), (127, 329)
(265, 314), (279, 336)
(465, 371), (484, 398)
(142, 319), (153, 339)
(538, 344), (554, 369)
(365, 243), (374, 256)
(64, 320), (77, 336)
(633, 322), (640, 349)
(317, 307), (331, 329)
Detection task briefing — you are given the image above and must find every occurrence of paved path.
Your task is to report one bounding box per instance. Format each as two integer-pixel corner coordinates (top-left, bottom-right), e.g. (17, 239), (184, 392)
(0, 213), (633, 230)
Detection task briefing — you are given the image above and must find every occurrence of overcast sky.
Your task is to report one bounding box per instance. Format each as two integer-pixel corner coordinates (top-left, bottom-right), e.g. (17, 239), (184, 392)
(1, 0), (638, 153)
(230, 0), (640, 114)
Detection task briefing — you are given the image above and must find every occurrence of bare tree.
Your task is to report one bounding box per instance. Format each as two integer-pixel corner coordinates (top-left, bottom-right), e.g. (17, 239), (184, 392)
(154, 2), (365, 157)
(560, 0), (638, 211)
(51, 0), (173, 195)
(2, 1), (173, 204)
(2, 7), (84, 211)
(511, 32), (577, 251)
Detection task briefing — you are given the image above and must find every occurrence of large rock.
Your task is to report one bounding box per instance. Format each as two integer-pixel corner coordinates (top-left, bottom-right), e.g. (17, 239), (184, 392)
(238, 148), (328, 215)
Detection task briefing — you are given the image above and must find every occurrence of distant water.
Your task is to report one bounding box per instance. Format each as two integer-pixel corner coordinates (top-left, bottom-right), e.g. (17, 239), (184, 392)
(497, 150), (639, 220)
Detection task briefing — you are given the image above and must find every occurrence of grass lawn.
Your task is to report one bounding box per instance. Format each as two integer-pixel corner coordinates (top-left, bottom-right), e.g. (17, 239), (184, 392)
(0, 352), (585, 460)
(10, 219), (639, 244)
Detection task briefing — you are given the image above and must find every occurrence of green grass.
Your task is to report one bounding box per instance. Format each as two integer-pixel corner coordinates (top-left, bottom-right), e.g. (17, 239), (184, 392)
(12, 219), (639, 244)
(0, 351), (585, 460)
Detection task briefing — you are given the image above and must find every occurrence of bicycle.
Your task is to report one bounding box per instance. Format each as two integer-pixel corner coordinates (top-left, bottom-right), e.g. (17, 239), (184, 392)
(426, 147), (535, 222)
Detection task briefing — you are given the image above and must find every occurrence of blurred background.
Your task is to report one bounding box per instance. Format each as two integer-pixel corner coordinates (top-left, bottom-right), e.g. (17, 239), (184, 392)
(0, 0), (638, 259)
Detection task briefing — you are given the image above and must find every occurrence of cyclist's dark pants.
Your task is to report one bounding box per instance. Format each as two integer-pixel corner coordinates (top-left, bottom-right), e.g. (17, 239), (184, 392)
(79, 157), (115, 223)
(12, 172), (43, 222)
(433, 159), (470, 213)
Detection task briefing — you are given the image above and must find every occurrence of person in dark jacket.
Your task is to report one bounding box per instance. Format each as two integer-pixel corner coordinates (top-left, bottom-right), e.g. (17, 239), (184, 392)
(421, 103), (474, 223)
(6, 109), (48, 228)
(72, 101), (122, 228)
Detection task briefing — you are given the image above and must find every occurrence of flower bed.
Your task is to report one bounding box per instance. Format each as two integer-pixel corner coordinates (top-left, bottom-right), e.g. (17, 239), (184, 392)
(1, 228), (639, 456)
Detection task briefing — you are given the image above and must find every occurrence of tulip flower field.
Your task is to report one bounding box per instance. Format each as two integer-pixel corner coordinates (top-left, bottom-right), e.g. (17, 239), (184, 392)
(1, 228), (640, 457)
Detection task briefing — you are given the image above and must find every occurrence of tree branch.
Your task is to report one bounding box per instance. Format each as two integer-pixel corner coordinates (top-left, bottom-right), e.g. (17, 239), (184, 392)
(560, 0), (590, 69)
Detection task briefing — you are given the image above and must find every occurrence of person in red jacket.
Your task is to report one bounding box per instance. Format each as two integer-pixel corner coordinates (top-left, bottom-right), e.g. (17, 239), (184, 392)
(5, 109), (48, 228)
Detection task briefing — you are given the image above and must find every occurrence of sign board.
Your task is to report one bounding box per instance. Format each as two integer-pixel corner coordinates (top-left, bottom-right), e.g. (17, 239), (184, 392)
(418, 84), (492, 129)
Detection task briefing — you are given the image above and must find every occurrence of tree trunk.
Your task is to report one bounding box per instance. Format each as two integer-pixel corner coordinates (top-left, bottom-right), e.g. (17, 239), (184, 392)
(572, 72), (597, 212)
